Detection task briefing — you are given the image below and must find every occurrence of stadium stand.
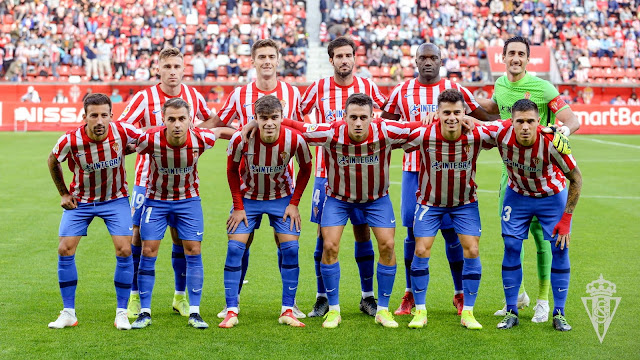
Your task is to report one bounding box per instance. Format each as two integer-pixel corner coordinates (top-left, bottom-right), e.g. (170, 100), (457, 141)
(319, 0), (640, 83)
(0, 0), (308, 83)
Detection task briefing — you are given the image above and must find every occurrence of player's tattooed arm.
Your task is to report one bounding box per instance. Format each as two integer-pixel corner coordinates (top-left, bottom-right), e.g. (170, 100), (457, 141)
(564, 166), (582, 214)
(476, 98), (499, 115)
(469, 106), (500, 121)
(555, 107), (580, 135)
(48, 153), (77, 210)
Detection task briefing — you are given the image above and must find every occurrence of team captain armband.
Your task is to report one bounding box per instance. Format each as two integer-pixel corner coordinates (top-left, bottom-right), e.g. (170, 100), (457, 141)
(548, 95), (568, 114)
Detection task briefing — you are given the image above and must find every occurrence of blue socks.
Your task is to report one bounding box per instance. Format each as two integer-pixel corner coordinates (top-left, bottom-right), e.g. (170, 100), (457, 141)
(442, 229), (464, 292)
(223, 240), (246, 308)
(277, 247), (283, 273)
(57, 255), (77, 309)
(138, 256), (157, 310)
(320, 262), (341, 306)
(238, 248), (250, 293)
(355, 240), (375, 294)
(131, 244), (141, 292)
(403, 228), (416, 289)
(114, 255), (133, 309)
(502, 236), (523, 315)
(171, 244), (186, 292)
(185, 254), (204, 307)
(314, 236), (326, 294)
(280, 241), (299, 307)
(377, 263), (396, 308)
(410, 255), (429, 306)
(462, 256), (482, 307)
(551, 244), (570, 316)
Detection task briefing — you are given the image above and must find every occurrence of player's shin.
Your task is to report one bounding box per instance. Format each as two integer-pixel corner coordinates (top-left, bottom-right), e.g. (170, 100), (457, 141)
(171, 244), (187, 293)
(185, 254), (204, 313)
(320, 262), (341, 310)
(550, 244), (570, 316)
(114, 255), (133, 309)
(442, 229), (464, 293)
(238, 248), (250, 293)
(280, 241), (300, 311)
(314, 236), (326, 296)
(376, 263), (397, 311)
(58, 254), (78, 309)
(462, 256), (482, 309)
(404, 228), (416, 290)
(138, 256), (157, 312)
(224, 240), (246, 310)
(502, 236), (523, 315)
(355, 240), (375, 297)
(410, 255), (429, 309)
(130, 244), (141, 293)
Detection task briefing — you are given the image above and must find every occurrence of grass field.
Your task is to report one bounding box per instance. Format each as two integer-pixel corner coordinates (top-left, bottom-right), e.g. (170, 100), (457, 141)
(1, 132), (639, 359)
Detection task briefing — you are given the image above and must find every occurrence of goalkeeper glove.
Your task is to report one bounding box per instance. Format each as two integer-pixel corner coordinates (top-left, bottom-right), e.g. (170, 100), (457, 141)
(542, 126), (572, 155)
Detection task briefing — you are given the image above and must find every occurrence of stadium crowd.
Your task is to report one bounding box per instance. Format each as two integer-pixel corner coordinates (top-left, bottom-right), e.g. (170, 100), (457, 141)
(319, 0), (640, 83)
(0, 0), (308, 82)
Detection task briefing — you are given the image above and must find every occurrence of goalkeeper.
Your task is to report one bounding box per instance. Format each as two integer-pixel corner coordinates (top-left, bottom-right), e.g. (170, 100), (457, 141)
(477, 36), (579, 323)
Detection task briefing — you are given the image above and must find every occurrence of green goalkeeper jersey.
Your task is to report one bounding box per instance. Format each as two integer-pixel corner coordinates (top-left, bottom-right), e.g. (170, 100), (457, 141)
(492, 72), (569, 126)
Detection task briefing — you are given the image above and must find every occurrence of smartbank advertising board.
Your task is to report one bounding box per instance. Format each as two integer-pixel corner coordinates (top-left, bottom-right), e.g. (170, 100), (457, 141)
(487, 46), (550, 73)
(0, 102), (639, 134)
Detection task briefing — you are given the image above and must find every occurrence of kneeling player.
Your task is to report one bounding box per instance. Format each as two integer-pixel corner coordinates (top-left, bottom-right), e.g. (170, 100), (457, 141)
(219, 95), (312, 328)
(490, 99), (582, 331)
(47, 94), (141, 330)
(402, 89), (496, 329)
(131, 98), (232, 329)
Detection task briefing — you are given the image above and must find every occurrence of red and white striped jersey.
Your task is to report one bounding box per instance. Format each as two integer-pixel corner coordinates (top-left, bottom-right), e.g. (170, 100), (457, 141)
(403, 122), (496, 207)
(52, 122), (141, 203)
(117, 83), (213, 187)
(135, 127), (217, 201)
(384, 78), (480, 172)
(113, 45), (127, 63)
(487, 120), (577, 198)
(217, 81), (303, 127)
(300, 75), (387, 177)
(291, 119), (411, 203)
(227, 127), (312, 207)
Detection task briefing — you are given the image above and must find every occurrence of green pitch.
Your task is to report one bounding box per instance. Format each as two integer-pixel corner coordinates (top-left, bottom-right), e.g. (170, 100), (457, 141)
(1, 132), (638, 359)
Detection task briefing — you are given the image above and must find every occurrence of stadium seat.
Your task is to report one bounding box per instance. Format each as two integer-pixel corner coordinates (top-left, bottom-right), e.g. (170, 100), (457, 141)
(217, 67), (228, 77)
(613, 68), (625, 79)
(58, 66), (70, 76)
(589, 57), (600, 67)
(184, 55), (192, 64)
(3, 14), (14, 24)
(356, 46), (366, 56)
(369, 66), (380, 78)
(184, 66), (193, 76)
(467, 56), (479, 67)
(603, 68), (615, 79)
(357, 57), (367, 67)
(635, 58), (640, 68)
(599, 57), (611, 68)
(242, 4), (251, 15)
(403, 67), (414, 79)
(381, 66), (391, 78)
(70, 66), (85, 76)
(401, 45), (411, 56)
(205, 76), (216, 82)
(185, 44), (194, 55)
(186, 25), (196, 35)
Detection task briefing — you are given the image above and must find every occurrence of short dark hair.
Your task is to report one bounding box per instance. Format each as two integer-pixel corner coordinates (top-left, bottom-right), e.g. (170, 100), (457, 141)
(511, 99), (539, 115)
(254, 95), (283, 115)
(251, 39), (279, 58)
(328, 37), (356, 59)
(437, 89), (465, 106)
(345, 93), (373, 113)
(162, 97), (191, 114)
(83, 93), (111, 113)
(503, 36), (530, 57)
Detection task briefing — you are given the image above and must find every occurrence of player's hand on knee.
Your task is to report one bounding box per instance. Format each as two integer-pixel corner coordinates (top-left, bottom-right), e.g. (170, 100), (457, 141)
(423, 112), (437, 126)
(555, 234), (570, 250)
(283, 204), (301, 232)
(241, 120), (258, 141)
(60, 194), (77, 210)
(552, 213), (572, 249)
(227, 210), (248, 233)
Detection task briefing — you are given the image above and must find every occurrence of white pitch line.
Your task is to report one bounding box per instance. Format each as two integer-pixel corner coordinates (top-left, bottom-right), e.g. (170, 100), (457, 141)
(572, 137), (640, 150)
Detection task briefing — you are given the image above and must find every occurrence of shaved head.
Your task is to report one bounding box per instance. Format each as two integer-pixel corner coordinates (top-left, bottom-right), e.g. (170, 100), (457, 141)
(417, 43), (440, 57)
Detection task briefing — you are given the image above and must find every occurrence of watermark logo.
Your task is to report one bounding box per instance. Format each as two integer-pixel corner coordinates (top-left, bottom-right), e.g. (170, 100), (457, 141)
(582, 274), (620, 343)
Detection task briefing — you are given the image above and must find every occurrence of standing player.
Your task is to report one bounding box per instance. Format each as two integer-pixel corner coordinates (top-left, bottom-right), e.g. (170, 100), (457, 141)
(480, 36), (580, 322)
(200, 38), (306, 320)
(490, 99), (582, 331)
(301, 37), (387, 317)
(47, 94), (141, 330)
(130, 98), (232, 329)
(118, 47), (217, 320)
(382, 43), (497, 316)
(401, 89), (497, 330)
(278, 93), (419, 328)
(219, 95), (312, 328)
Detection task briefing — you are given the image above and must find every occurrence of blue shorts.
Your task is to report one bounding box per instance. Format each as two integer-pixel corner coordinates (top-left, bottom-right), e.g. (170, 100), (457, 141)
(140, 197), (204, 241)
(59, 197), (133, 237)
(400, 171), (453, 229)
(229, 195), (300, 236)
(321, 195), (396, 228)
(502, 187), (568, 241)
(413, 201), (481, 237)
(130, 185), (146, 226)
(310, 177), (366, 225)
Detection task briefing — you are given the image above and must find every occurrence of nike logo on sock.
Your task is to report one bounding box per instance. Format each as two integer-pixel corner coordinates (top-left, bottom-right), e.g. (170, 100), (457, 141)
(326, 288), (336, 293)
(224, 288), (231, 290)
(288, 286), (297, 291)
(469, 292), (478, 296)
(558, 288), (568, 292)
(181, 273), (186, 277)
(383, 293), (392, 297)
(363, 277), (373, 281)
(140, 291), (149, 295)
(192, 288), (202, 293)
(503, 285), (516, 290)
(414, 289), (425, 293)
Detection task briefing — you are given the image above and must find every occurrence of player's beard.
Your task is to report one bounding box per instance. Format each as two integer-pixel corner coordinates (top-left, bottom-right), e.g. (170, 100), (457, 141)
(335, 66), (353, 79)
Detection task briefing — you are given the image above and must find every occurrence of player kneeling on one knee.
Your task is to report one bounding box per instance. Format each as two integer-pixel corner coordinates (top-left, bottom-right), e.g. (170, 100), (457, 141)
(220, 95), (312, 329)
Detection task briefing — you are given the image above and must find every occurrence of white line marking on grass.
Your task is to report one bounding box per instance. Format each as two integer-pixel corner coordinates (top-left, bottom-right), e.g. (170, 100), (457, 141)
(573, 137), (640, 150)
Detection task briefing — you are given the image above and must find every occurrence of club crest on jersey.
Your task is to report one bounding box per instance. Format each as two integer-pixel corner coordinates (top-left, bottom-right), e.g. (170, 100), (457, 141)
(112, 142), (120, 154)
(532, 157), (541, 166)
(280, 99), (287, 109)
(193, 149), (199, 158)
(368, 143), (379, 152)
(280, 151), (289, 163)
(463, 144), (471, 154)
(524, 92), (531, 100)
(53, 144), (59, 154)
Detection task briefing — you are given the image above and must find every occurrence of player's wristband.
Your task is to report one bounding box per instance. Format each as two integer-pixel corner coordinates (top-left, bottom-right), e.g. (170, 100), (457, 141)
(559, 125), (570, 137)
(555, 212), (573, 235)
